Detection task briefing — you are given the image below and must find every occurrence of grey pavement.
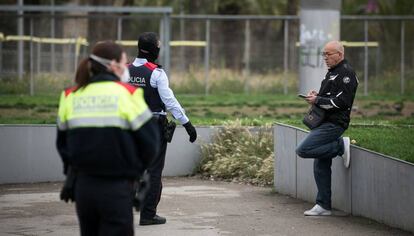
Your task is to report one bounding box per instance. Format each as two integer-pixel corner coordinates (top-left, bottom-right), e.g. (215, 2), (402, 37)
(0, 177), (412, 236)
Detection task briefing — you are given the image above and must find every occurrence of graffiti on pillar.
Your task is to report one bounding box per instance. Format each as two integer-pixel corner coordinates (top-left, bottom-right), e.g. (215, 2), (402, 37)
(299, 24), (333, 68)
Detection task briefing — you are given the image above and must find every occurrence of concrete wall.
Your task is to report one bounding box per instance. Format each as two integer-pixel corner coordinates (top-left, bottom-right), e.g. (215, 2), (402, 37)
(0, 125), (215, 184)
(3, 124), (413, 232)
(274, 123), (414, 233)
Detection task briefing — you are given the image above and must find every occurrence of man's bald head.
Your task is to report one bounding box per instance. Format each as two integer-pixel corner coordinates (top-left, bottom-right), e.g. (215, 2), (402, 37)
(322, 41), (345, 68)
(325, 41), (344, 55)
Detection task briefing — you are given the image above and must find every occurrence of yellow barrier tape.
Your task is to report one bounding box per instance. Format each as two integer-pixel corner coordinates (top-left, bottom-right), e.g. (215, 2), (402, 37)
(115, 40), (137, 46)
(2, 34), (88, 46)
(341, 41), (379, 47)
(2, 33), (207, 48)
(296, 41), (379, 47)
(116, 40), (207, 47)
(170, 41), (206, 47)
(0, 32), (378, 49)
(6, 35), (33, 41)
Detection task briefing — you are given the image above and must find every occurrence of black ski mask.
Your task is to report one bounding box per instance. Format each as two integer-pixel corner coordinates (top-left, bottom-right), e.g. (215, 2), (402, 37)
(138, 32), (160, 63)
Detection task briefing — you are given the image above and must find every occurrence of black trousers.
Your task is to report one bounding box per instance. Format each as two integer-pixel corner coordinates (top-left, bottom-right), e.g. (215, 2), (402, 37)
(75, 175), (134, 236)
(140, 116), (168, 220)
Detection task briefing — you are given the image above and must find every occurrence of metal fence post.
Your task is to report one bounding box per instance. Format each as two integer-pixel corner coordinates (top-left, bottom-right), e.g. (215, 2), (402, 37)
(364, 20), (368, 96)
(159, 16), (164, 57)
(51, 0), (56, 74)
(283, 19), (289, 95)
(117, 17), (123, 41)
(375, 44), (380, 84)
(243, 19), (251, 93)
(400, 20), (405, 95)
(30, 18), (34, 96)
(82, 43), (87, 58)
(162, 13), (171, 77)
(37, 42), (41, 74)
(73, 42), (77, 73)
(179, 11), (185, 71)
(204, 19), (210, 96)
(0, 40), (2, 75)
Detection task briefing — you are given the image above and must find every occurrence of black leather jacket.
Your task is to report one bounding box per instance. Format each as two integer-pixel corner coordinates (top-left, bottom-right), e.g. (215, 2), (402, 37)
(315, 59), (359, 129)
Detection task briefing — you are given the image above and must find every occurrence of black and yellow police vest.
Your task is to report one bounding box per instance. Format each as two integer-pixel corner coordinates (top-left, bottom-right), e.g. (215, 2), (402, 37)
(56, 73), (153, 177)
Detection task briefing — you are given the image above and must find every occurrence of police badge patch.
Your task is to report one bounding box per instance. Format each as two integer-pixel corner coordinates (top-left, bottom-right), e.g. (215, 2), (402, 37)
(343, 76), (350, 84)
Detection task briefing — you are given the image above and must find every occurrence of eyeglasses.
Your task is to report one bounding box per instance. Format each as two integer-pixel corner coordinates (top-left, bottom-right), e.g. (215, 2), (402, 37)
(321, 51), (339, 57)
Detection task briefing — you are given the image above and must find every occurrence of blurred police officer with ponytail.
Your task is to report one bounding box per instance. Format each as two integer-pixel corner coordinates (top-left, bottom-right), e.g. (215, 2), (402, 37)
(56, 41), (159, 235)
(128, 32), (197, 225)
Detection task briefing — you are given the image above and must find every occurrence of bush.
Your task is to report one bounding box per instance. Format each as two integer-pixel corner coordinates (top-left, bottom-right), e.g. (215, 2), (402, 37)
(198, 120), (274, 186)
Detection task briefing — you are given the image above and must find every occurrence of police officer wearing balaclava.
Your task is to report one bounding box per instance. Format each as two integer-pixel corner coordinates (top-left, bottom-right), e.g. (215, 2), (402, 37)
(128, 32), (197, 225)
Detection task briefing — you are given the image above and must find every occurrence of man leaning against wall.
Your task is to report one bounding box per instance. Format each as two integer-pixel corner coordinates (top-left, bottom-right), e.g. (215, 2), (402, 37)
(296, 40), (359, 216)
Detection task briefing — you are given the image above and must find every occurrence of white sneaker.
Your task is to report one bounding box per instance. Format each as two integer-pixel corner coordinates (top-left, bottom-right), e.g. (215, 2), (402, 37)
(342, 137), (350, 168)
(304, 204), (332, 216)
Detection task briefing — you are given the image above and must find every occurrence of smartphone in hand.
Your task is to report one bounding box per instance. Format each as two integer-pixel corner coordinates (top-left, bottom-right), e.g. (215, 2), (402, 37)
(298, 94), (308, 98)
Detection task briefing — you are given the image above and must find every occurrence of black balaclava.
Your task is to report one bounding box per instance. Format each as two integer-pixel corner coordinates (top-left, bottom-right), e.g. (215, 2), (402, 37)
(138, 32), (160, 63)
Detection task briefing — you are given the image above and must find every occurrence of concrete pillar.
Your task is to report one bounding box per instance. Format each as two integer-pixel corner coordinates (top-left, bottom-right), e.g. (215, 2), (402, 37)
(299, 0), (341, 94)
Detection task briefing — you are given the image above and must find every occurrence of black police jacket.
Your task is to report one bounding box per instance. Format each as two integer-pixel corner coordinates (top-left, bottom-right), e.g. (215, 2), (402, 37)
(315, 59), (358, 129)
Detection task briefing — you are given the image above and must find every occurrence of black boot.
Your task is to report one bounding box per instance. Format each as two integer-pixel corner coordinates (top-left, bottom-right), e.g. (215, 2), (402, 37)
(139, 215), (167, 226)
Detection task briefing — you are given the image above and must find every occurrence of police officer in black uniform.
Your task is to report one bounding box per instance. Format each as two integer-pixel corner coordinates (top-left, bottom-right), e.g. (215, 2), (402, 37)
(128, 32), (197, 225)
(296, 40), (358, 216)
(56, 41), (160, 235)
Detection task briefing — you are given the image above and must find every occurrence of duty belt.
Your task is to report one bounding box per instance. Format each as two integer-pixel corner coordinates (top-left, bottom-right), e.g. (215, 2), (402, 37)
(153, 111), (167, 116)
(152, 111), (167, 120)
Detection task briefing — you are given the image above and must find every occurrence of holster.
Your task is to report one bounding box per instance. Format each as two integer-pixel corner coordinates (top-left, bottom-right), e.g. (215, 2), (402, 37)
(164, 119), (176, 143)
(60, 167), (77, 203)
(132, 171), (151, 212)
(155, 115), (176, 143)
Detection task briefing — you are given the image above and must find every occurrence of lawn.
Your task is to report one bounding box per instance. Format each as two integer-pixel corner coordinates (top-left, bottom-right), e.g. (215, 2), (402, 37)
(0, 93), (413, 163)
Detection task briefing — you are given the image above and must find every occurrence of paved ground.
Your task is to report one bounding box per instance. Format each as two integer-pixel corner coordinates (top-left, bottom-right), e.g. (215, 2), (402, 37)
(0, 177), (412, 236)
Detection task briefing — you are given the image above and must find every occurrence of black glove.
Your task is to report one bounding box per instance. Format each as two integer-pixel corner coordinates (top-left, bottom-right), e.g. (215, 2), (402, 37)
(132, 171), (151, 212)
(60, 167), (77, 203)
(183, 121), (197, 143)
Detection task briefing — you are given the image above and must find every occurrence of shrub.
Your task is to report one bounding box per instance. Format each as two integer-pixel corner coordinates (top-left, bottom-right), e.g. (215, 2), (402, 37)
(198, 120), (274, 186)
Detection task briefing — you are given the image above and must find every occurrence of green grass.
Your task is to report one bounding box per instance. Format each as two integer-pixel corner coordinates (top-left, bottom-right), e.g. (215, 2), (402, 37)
(346, 126), (413, 163)
(0, 93), (413, 163)
(0, 94), (59, 124)
(280, 119), (414, 163)
(0, 94), (59, 107)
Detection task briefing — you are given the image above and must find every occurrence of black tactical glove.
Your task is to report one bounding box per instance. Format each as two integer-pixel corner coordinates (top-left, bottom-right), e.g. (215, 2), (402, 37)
(132, 171), (151, 212)
(60, 167), (77, 203)
(183, 121), (197, 143)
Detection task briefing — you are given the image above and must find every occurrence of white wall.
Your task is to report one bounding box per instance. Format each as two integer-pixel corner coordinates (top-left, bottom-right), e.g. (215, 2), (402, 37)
(0, 125), (215, 184)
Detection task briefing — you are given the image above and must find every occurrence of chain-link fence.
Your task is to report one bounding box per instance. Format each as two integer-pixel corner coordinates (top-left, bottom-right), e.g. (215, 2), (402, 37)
(0, 6), (413, 96)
